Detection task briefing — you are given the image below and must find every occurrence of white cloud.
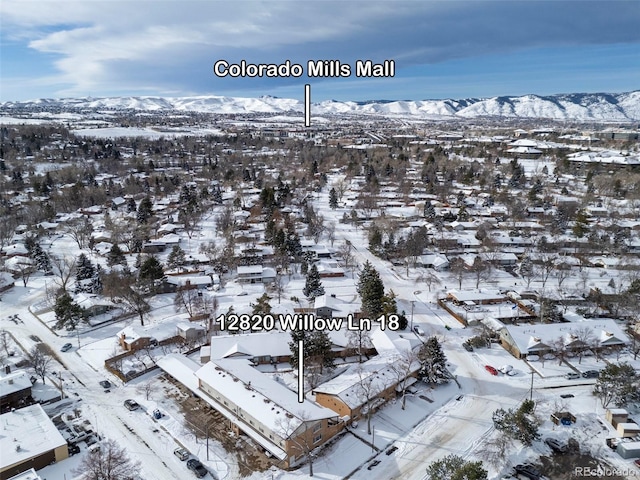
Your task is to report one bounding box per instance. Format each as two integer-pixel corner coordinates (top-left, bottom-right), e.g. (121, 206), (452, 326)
(2, 1), (639, 99)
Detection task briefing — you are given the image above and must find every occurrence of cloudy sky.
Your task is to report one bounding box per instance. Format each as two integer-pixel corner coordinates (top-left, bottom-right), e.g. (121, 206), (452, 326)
(1, 0), (639, 102)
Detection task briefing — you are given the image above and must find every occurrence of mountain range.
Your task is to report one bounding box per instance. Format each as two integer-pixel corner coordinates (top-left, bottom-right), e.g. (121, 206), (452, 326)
(2, 91), (639, 122)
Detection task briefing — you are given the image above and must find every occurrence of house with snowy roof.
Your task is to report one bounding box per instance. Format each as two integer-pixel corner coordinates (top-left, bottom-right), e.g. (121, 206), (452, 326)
(118, 326), (155, 352)
(499, 319), (630, 359)
(200, 330), (351, 365)
(0, 404), (68, 478)
(236, 265), (276, 284)
(312, 329), (420, 422)
(158, 354), (342, 469)
(0, 371), (33, 412)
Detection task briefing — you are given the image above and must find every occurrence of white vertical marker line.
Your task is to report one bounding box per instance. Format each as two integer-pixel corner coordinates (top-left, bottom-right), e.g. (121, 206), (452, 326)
(298, 339), (304, 403)
(304, 84), (311, 127)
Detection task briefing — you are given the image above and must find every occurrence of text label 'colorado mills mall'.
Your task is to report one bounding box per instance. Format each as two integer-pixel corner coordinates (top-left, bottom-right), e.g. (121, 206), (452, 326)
(213, 60), (395, 78)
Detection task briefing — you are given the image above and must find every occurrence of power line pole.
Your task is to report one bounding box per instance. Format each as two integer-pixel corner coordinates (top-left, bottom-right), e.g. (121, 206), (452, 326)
(530, 370), (534, 401)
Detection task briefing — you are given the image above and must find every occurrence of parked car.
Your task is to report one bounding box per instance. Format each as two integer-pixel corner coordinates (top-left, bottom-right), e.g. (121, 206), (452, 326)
(174, 447), (189, 461)
(560, 393), (574, 399)
(99, 380), (111, 389)
(582, 370), (599, 379)
(499, 365), (513, 374)
(413, 325), (425, 336)
(61, 343), (73, 352)
(187, 458), (208, 478)
(462, 342), (473, 352)
(514, 463), (541, 480)
(545, 437), (568, 453)
(565, 372), (580, 380)
(635, 458), (640, 468)
(68, 443), (81, 456)
(485, 365), (499, 376)
(124, 399), (140, 411)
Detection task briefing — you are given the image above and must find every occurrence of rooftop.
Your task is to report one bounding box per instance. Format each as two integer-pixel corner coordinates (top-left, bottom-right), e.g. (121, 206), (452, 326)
(197, 359), (337, 432)
(0, 404), (66, 471)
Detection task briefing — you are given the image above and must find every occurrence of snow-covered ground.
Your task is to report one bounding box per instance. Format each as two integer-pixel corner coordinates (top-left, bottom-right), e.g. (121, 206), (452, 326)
(4, 169), (640, 480)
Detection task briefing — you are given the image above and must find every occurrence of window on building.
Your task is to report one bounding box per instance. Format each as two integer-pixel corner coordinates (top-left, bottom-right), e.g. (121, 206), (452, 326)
(313, 422), (322, 433)
(313, 434), (322, 444)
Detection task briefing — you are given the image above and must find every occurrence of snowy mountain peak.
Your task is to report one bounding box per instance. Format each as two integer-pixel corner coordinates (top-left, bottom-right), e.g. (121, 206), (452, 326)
(2, 91), (639, 121)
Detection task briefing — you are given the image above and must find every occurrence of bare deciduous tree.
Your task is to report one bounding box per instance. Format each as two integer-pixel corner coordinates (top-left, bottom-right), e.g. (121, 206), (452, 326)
(389, 349), (420, 410)
(136, 381), (157, 401)
(174, 288), (205, 318)
(28, 344), (53, 384)
(0, 330), (12, 357)
(347, 328), (373, 364)
(65, 217), (93, 250)
(354, 364), (378, 435)
(275, 411), (320, 477)
(49, 254), (77, 292)
(338, 240), (356, 275)
(16, 260), (35, 287)
(418, 271), (441, 292)
(72, 438), (141, 480)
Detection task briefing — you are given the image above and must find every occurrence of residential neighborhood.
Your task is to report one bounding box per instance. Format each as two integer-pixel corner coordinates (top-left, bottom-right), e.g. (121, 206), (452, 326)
(0, 95), (639, 480)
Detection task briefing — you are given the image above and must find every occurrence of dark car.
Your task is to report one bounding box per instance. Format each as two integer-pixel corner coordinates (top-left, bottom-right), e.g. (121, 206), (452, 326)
(61, 343), (73, 352)
(124, 399), (140, 411)
(99, 380), (111, 389)
(187, 458), (207, 478)
(560, 393), (574, 399)
(514, 463), (541, 480)
(462, 342), (473, 352)
(68, 443), (81, 456)
(582, 370), (599, 379)
(545, 437), (568, 453)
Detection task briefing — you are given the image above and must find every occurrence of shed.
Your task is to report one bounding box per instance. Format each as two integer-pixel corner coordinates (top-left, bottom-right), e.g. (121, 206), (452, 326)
(606, 408), (629, 427)
(176, 323), (205, 342)
(617, 441), (640, 459)
(617, 422), (640, 438)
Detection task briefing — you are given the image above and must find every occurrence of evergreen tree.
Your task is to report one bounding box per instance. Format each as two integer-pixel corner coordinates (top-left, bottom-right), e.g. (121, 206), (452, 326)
(75, 254), (95, 292)
(329, 187), (338, 209)
(368, 225), (383, 254)
(289, 330), (334, 372)
(573, 209), (589, 238)
(126, 197), (136, 213)
(302, 264), (325, 300)
(357, 261), (385, 318)
(54, 292), (86, 330)
(593, 362), (640, 408)
(251, 293), (272, 315)
(423, 200), (436, 220)
(426, 454), (488, 480)
(285, 231), (302, 259)
(107, 244), (126, 267)
(264, 218), (277, 244)
(418, 336), (449, 384)
(211, 186), (223, 204)
(492, 399), (540, 446)
(136, 196), (153, 224)
(397, 310), (408, 330)
(138, 256), (165, 292)
(289, 329), (309, 369)
(31, 243), (51, 273)
(167, 245), (186, 270)
(90, 264), (103, 294)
